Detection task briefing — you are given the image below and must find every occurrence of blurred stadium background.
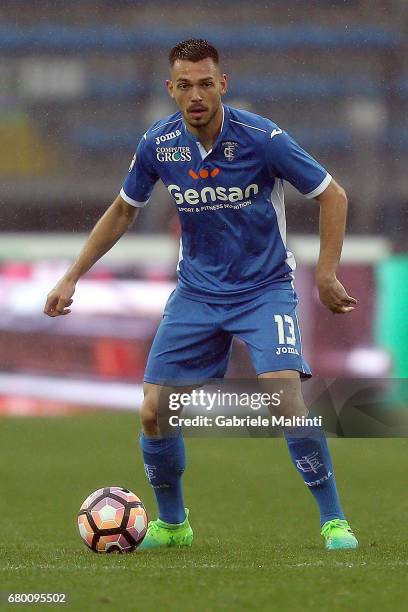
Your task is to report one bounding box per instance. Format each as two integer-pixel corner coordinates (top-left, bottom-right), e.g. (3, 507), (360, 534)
(0, 0), (407, 415)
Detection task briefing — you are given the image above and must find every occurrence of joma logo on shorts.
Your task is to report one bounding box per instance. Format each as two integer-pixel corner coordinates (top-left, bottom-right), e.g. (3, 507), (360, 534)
(168, 183), (259, 206)
(276, 346), (299, 356)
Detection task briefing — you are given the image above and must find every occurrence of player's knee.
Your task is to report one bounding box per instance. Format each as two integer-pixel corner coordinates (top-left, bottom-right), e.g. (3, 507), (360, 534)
(278, 397), (309, 434)
(259, 375), (308, 423)
(140, 387), (159, 436)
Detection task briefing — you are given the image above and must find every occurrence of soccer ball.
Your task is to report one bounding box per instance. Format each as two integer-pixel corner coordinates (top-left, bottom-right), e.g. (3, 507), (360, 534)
(78, 486), (148, 553)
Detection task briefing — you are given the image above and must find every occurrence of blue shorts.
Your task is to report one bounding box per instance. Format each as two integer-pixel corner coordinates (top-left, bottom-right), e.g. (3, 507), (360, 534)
(144, 285), (312, 385)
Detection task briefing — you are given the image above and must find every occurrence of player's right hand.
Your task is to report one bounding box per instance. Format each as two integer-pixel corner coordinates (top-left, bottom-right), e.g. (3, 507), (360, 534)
(43, 279), (76, 317)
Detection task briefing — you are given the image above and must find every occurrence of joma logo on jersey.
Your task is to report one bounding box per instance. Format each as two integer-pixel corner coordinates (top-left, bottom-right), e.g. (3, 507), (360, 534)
(168, 183), (259, 206)
(156, 146), (192, 162)
(155, 130), (181, 145)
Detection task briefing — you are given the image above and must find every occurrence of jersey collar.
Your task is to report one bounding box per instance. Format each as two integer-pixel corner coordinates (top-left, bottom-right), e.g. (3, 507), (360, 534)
(183, 104), (229, 159)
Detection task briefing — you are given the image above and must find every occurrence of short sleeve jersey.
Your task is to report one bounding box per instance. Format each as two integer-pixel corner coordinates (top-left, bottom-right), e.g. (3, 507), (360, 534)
(121, 105), (331, 303)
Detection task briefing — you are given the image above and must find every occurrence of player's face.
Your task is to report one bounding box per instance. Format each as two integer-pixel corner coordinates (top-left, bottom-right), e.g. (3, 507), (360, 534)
(166, 58), (227, 129)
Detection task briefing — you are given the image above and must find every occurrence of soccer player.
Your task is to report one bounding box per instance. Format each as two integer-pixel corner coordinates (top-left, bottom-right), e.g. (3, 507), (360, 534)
(44, 39), (358, 551)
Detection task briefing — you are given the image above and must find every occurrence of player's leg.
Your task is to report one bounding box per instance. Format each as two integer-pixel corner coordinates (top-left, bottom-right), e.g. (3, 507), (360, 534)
(138, 382), (193, 549)
(224, 287), (357, 549)
(258, 371), (347, 528)
(138, 289), (232, 549)
(140, 382), (187, 524)
(258, 371), (357, 549)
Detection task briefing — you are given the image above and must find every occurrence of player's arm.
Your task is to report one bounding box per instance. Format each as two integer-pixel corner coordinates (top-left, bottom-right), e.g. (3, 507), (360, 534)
(44, 133), (158, 317)
(265, 127), (357, 314)
(43, 195), (140, 317)
(314, 179), (357, 314)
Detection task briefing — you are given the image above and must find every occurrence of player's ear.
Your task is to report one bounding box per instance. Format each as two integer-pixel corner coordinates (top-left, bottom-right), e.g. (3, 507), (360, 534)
(166, 79), (174, 99)
(220, 73), (228, 96)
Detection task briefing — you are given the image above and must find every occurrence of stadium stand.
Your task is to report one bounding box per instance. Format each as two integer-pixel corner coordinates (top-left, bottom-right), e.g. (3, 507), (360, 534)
(0, 0), (407, 237)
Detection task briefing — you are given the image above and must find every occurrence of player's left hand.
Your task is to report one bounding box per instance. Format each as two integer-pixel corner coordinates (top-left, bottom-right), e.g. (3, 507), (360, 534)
(316, 276), (357, 314)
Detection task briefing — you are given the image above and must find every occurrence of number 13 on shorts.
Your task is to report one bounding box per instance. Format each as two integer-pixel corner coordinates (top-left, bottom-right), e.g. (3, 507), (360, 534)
(274, 314), (296, 346)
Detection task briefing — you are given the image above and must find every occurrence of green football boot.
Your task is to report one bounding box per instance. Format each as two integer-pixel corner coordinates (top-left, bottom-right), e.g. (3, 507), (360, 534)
(321, 519), (358, 550)
(138, 508), (193, 551)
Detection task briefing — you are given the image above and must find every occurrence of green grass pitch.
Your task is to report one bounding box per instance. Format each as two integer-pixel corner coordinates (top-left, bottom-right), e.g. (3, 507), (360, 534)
(1, 412), (407, 611)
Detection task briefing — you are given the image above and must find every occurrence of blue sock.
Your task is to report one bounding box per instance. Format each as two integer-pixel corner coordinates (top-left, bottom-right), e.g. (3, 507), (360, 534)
(283, 423), (345, 526)
(140, 430), (186, 524)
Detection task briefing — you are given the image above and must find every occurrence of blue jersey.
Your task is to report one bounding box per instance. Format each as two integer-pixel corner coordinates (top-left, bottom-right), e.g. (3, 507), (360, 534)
(121, 105), (331, 303)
